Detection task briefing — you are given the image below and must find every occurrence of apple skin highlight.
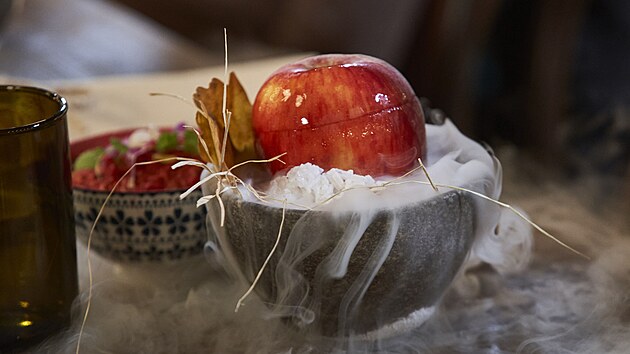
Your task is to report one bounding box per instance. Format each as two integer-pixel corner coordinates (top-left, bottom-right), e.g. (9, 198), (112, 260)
(252, 54), (426, 177)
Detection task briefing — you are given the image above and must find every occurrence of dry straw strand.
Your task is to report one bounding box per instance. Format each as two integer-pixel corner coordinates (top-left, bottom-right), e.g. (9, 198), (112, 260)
(219, 28), (231, 167)
(234, 199), (288, 312)
(183, 125), (213, 166)
(384, 179), (590, 260)
(418, 158), (438, 192)
(149, 92), (198, 110)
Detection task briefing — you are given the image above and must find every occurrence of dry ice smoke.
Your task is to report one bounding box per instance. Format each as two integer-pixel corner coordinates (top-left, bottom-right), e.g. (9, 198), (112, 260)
(236, 120), (532, 289)
(29, 122), (630, 353)
(203, 120), (534, 348)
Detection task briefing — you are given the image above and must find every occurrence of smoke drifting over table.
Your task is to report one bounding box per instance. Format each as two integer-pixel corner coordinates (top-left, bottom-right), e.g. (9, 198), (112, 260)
(30, 124), (630, 354)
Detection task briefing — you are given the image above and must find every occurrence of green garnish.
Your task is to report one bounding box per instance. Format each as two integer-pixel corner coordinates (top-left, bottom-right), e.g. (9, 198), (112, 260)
(73, 147), (105, 170)
(73, 124), (200, 173)
(110, 138), (128, 154)
(183, 130), (199, 155)
(156, 132), (178, 153)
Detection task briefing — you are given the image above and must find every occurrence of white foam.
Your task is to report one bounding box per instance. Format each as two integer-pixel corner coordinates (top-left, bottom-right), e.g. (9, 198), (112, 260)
(264, 163), (380, 206)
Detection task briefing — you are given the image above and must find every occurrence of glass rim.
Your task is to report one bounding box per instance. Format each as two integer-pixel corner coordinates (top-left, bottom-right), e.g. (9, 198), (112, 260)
(0, 85), (68, 135)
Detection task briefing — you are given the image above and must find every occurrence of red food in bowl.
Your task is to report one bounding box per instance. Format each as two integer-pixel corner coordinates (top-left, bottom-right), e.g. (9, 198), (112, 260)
(70, 127), (208, 263)
(71, 152), (200, 192)
(70, 127), (202, 192)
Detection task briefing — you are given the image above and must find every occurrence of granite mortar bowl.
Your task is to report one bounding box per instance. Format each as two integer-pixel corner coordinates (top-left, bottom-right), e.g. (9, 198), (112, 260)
(71, 129), (207, 263)
(209, 188), (476, 338)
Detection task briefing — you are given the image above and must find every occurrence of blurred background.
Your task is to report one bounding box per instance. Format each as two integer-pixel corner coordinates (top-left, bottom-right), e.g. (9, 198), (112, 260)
(1, 0), (628, 216)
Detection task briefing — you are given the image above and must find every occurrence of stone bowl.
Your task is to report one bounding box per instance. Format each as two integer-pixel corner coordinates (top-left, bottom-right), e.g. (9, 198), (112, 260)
(208, 188), (475, 338)
(71, 129), (207, 263)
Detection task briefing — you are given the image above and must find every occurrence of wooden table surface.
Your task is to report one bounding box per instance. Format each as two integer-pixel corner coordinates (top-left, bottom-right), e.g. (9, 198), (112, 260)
(0, 0), (224, 80)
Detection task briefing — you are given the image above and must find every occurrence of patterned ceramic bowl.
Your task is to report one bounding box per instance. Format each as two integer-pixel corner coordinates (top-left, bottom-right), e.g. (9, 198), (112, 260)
(71, 129), (207, 263)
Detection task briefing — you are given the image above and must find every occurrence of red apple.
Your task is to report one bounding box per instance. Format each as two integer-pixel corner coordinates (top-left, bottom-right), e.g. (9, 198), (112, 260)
(252, 54), (426, 177)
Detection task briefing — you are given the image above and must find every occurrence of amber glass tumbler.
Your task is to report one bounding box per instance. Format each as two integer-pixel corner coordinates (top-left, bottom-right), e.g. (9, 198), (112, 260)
(0, 86), (78, 351)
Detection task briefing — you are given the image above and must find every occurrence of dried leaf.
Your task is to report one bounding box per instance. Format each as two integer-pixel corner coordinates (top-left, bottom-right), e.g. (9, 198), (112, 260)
(194, 111), (234, 167)
(227, 72), (256, 162)
(194, 78), (226, 129)
(193, 73), (257, 169)
(194, 111), (216, 165)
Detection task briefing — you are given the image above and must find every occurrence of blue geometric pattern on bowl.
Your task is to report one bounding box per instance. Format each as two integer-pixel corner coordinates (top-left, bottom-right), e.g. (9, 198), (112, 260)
(73, 188), (207, 262)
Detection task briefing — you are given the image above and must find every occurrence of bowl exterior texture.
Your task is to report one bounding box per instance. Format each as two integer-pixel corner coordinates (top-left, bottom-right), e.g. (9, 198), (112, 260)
(74, 189), (207, 262)
(215, 190), (475, 337)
